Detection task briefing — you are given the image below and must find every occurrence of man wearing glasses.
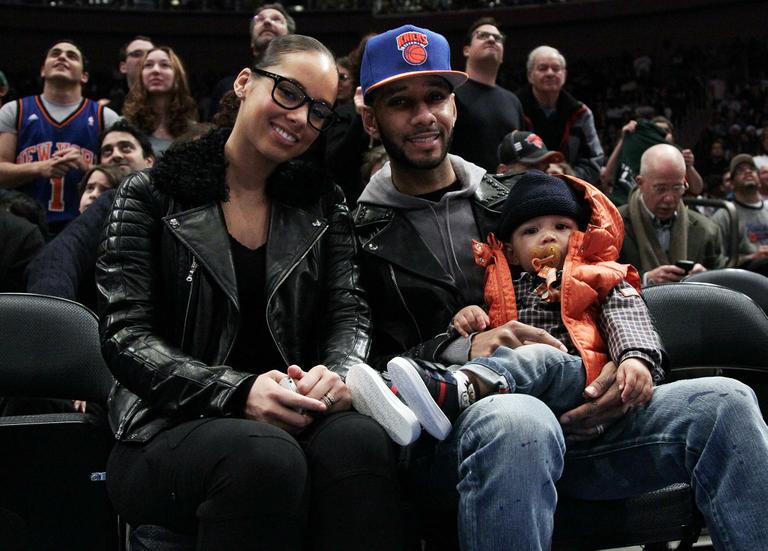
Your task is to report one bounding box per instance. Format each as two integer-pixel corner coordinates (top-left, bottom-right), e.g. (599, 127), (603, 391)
(620, 144), (724, 285)
(519, 45), (604, 185)
(450, 17), (524, 173)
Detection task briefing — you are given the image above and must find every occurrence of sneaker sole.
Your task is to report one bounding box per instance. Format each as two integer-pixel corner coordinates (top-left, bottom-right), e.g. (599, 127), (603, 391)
(387, 357), (452, 440)
(347, 363), (421, 446)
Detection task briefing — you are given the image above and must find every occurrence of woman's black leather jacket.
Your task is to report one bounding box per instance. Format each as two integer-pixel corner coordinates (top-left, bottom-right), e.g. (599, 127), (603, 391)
(96, 130), (371, 442)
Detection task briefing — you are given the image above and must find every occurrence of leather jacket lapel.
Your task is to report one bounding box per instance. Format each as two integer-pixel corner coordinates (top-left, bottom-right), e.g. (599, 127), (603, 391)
(265, 201), (327, 300)
(360, 213), (457, 288)
(163, 204), (239, 308)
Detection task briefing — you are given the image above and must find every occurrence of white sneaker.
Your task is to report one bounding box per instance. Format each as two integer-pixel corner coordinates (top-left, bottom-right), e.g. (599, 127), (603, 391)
(347, 363), (421, 446)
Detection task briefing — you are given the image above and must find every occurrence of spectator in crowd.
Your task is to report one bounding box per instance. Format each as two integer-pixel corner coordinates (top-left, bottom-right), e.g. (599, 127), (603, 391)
(0, 208), (44, 292)
(518, 45), (604, 184)
(604, 117), (704, 205)
(98, 118), (156, 176)
(0, 40), (119, 234)
(496, 129), (563, 174)
(335, 55), (355, 105)
(208, 3), (295, 120)
(123, 46), (198, 158)
(356, 25), (768, 550)
(696, 138), (729, 182)
(26, 120), (155, 310)
(0, 70), (8, 107)
(449, 17), (523, 172)
(619, 144), (724, 284)
(97, 34), (404, 550)
(547, 160), (575, 176)
(104, 35), (154, 114)
(77, 164), (121, 213)
(0, 189), (49, 240)
(713, 153), (768, 273)
(360, 144), (388, 184)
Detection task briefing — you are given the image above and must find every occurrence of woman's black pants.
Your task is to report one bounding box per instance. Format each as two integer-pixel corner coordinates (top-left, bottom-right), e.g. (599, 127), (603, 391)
(107, 411), (404, 550)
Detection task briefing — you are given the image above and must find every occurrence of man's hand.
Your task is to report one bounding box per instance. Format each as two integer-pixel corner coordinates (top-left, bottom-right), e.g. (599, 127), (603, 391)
(559, 361), (630, 442)
(470, 319), (567, 358)
(689, 263), (706, 275)
(645, 264), (687, 284)
(453, 305), (489, 337)
(682, 148), (695, 169)
(616, 358), (653, 406)
(621, 120), (638, 137)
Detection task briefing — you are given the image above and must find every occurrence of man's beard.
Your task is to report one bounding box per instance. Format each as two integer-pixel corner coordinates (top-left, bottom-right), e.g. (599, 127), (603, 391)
(378, 126), (453, 171)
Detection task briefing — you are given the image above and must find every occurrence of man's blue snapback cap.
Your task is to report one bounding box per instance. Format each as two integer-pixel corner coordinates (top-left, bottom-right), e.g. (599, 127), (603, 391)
(360, 24), (468, 99)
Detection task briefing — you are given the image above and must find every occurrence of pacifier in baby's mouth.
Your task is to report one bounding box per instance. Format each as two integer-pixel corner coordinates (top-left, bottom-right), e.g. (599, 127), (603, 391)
(530, 244), (564, 272)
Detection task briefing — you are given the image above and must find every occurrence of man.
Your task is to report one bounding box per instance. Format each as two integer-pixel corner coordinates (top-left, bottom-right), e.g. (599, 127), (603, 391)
(449, 17), (523, 172)
(106, 35), (154, 114)
(0, 40), (119, 234)
(619, 144), (724, 285)
(518, 45), (604, 184)
(713, 153), (768, 272)
(208, 3), (294, 119)
(496, 129), (563, 174)
(26, 120), (154, 309)
(98, 118), (156, 176)
(355, 24), (768, 550)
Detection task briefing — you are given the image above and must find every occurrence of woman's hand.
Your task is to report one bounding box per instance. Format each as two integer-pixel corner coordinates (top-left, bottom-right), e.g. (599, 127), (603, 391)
(290, 364), (352, 414)
(243, 370), (327, 432)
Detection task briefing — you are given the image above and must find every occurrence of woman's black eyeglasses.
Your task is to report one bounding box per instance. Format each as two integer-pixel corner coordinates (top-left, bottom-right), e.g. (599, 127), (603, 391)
(252, 68), (338, 132)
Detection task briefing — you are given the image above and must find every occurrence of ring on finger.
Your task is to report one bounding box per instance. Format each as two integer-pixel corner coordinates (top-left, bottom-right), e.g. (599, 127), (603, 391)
(321, 391), (336, 409)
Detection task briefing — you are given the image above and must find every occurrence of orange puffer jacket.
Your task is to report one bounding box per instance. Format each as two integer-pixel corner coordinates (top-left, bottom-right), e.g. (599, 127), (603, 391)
(473, 174), (640, 385)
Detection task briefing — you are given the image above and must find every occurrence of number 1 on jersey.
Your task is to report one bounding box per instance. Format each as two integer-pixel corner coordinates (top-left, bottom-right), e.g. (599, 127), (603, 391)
(49, 177), (65, 212)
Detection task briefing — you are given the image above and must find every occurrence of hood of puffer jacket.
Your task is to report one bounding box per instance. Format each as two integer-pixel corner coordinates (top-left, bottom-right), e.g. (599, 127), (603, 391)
(149, 127), (334, 207)
(556, 173), (625, 264)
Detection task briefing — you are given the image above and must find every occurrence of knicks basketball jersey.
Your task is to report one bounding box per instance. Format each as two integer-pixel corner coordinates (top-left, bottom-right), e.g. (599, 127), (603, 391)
(15, 95), (103, 224)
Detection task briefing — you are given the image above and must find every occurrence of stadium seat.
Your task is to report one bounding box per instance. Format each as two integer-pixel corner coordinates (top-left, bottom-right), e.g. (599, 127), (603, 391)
(684, 267), (768, 314)
(0, 293), (117, 551)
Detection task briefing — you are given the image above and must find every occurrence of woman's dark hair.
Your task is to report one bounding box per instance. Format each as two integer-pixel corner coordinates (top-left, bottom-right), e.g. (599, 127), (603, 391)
(253, 34), (335, 72)
(123, 46), (199, 139)
(78, 164), (123, 197)
(0, 190), (49, 240)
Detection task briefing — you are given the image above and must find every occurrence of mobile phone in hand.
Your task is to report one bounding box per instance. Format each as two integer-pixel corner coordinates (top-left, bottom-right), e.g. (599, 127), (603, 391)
(675, 260), (695, 274)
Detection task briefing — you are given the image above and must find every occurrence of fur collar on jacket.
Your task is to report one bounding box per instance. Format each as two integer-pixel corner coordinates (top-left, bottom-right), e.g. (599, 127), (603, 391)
(150, 127), (333, 207)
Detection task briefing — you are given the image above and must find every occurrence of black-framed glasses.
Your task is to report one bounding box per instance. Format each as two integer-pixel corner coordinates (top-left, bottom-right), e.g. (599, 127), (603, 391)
(252, 68), (338, 132)
(474, 30), (506, 44)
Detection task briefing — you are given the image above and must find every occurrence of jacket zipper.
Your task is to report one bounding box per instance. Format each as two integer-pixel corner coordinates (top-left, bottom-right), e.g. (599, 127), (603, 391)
(388, 265), (423, 342)
(180, 257), (198, 350)
(115, 395), (142, 440)
(265, 226), (327, 365)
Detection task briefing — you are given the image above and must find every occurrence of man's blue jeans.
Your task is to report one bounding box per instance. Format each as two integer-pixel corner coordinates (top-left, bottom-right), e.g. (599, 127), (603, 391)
(430, 344), (768, 550)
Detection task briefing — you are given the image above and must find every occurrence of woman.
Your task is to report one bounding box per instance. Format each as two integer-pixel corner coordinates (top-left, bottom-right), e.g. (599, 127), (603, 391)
(78, 164), (121, 213)
(122, 46), (198, 158)
(98, 35), (403, 550)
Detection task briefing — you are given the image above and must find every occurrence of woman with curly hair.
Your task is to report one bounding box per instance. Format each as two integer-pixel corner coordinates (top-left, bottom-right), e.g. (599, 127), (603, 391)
(123, 46), (198, 157)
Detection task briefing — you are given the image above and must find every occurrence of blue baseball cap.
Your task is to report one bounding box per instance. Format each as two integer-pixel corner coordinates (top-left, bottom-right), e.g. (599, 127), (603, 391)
(360, 24), (468, 100)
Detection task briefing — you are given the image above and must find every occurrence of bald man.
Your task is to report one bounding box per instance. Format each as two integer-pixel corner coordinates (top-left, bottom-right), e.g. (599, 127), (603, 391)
(619, 144), (725, 285)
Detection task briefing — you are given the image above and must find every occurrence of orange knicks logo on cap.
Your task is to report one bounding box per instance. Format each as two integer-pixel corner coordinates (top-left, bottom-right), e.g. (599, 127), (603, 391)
(396, 31), (429, 66)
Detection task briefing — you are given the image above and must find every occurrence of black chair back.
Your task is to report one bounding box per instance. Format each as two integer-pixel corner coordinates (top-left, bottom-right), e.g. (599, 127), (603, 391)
(684, 268), (768, 315)
(642, 282), (768, 374)
(0, 293), (113, 400)
(0, 293), (116, 551)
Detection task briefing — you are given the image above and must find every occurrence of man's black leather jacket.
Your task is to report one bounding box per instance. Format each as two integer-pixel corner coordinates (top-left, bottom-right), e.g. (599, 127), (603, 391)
(97, 130), (370, 442)
(353, 173), (514, 371)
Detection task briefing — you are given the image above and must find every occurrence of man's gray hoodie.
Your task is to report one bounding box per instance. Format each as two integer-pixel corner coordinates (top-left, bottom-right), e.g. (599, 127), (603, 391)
(357, 154), (488, 309)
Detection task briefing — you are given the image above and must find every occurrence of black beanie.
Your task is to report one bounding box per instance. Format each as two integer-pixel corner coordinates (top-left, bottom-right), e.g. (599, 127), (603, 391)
(496, 170), (588, 241)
